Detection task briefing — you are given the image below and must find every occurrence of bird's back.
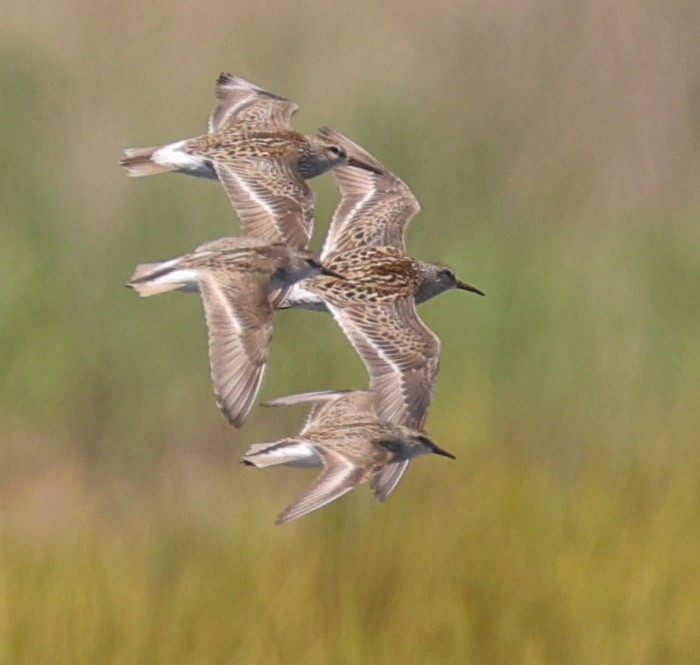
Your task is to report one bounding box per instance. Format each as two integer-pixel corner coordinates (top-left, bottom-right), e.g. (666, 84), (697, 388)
(308, 246), (420, 306)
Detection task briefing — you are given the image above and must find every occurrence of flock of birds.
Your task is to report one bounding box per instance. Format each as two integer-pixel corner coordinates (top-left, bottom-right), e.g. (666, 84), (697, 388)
(121, 73), (483, 524)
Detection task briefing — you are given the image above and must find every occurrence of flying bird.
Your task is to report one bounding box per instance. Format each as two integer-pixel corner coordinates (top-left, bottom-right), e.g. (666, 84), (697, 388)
(127, 237), (341, 427)
(120, 74), (382, 249)
(277, 129), (483, 489)
(242, 389), (455, 524)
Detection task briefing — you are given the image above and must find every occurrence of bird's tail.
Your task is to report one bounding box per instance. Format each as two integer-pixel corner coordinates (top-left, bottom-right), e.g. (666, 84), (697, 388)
(120, 146), (175, 177)
(127, 258), (194, 296)
(241, 439), (316, 468)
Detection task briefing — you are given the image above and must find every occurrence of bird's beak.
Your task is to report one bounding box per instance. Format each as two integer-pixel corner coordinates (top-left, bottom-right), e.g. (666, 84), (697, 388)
(320, 266), (346, 279)
(347, 156), (385, 176)
(432, 444), (456, 460)
(456, 279), (485, 296)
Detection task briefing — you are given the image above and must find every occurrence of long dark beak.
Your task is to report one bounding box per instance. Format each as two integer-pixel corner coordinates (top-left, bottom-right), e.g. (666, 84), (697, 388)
(456, 279), (485, 296)
(320, 266), (346, 279)
(432, 444), (456, 460)
(347, 157), (385, 176)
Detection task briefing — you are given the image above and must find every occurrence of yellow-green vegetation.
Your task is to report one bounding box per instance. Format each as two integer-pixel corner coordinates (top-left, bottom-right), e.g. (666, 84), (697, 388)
(2, 0), (700, 662)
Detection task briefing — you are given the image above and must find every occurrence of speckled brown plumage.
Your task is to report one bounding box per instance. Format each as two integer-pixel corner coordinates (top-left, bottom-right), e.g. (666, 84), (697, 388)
(120, 74), (382, 249)
(242, 390), (455, 524)
(307, 246), (421, 306)
(127, 236), (337, 427)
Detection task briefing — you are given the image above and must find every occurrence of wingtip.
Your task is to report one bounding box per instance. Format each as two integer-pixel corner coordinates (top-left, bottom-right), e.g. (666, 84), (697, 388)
(215, 387), (257, 429)
(316, 125), (346, 146)
(223, 409), (246, 429)
(317, 126), (387, 176)
(274, 510), (295, 525)
(261, 397), (282, 408)
(316, 124), (334, 136)
(216, 71), (236, 87)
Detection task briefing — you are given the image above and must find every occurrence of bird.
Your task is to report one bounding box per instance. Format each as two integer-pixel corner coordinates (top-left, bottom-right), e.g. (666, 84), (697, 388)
(242, 389), (455, 524)
(279, 125), (484, 309)
(120, 73), (382, 249)
(127, 237), (342, 427)
(276, 128), (483, 490)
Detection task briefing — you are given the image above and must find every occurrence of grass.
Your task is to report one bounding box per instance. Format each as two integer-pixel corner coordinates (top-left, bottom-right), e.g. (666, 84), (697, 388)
(2, 448), (699, 664)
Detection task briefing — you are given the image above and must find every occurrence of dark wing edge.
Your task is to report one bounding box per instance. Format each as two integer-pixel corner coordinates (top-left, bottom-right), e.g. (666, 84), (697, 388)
(208, 73), (299, 133)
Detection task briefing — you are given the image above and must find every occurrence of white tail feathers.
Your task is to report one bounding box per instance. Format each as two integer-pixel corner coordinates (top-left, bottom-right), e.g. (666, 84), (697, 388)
(127, 260), (197, 297)
(128, 278), (183, 297)
(242, 443), (284, 468)
(242, 440), (319, 468)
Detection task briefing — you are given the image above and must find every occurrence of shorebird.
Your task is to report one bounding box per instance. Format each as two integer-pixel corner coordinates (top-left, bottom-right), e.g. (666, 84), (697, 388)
(280, 126), (483, 308)
(127, 237), (341, 427)
(120, 73), (382, 249)
(277, 129), (483, 489)
(242, 389), (455, 524)
(279, 128), (482, 422)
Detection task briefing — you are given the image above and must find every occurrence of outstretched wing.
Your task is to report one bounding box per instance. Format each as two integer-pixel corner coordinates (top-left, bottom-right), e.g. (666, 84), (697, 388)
(317, 127), (420, 259)
(208, 73), (299, 133)
(326, 297), (440, 429)
(326, 298), (434, 501)
(198, 270), (274, 427)
(275, 448), (365, 524)
(213, 159), (314, 249)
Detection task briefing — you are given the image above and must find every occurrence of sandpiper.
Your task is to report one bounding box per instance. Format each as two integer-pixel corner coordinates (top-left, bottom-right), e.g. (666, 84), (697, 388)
(120, 73), (382, 249)
(242, 389), (455, 524)
(276, 130), (483, 490)
(280, 126), (484, 307)
(127, 237), (341, 427)
(303, 249), (443, 429)
(278, 130), (483, 427)
(261, 389), (408, 502)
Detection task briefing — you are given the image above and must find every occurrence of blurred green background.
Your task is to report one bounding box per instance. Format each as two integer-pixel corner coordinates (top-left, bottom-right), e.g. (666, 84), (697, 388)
(2, 0), (700, 662)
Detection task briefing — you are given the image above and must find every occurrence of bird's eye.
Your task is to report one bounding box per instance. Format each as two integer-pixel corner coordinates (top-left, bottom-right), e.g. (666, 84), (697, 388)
(439, 268), (455, 280)
(328, 145), (343, 156)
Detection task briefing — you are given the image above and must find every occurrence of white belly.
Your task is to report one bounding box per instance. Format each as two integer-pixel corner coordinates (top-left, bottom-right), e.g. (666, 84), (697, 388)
(278, 283), (328, 312)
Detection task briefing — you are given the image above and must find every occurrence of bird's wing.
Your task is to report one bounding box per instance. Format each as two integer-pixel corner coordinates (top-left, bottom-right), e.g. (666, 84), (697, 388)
(326, 297), (440, 429)
(213, 158), (314, 249)
(264, 389), (377, 433)
(275, 447), (365, 524)
(208, 73), (299, 133)
(198, 269), (274, 427)
(370, 460), (410, 502)
(317, 127), (420, 259)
